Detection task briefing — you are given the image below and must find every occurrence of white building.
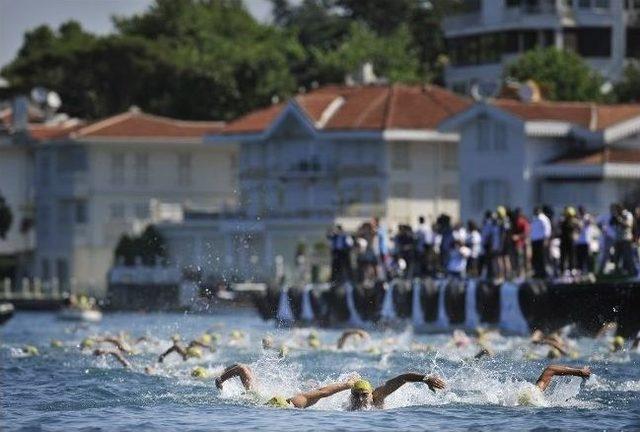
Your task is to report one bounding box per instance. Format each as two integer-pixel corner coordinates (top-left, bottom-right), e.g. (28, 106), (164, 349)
(440, 96), (640, 222)
(32, 108), (237, 295)
(443, 0), (639, 94)
(160, 83), (469, 282)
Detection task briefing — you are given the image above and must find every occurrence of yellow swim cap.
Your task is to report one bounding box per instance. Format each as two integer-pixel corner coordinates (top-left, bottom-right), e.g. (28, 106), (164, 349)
(230, 330), (244, 339)
(351, 379), (373, 394)
(613, 336), (625, 349)
(186, 346), (203, 358)
(23, 345), (39, 356)
(171, 334), (181, 343)
(199, 334), (212, 345)
(547, 347), (561, 359)
(81, 338), (94, 349)
(191, 366), (209, 378)
(51, 339), (63, 348)
(266, 396), (290, 408)
(308, 337), (320, 349)
(278, 345), (289, 358)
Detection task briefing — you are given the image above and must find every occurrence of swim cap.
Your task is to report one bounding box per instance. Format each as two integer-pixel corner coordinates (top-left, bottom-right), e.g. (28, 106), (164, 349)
(547, 347), (561, 359)
(278, 345), (289, 358)
(351, 379), (373, 395)
(171, 334), (181, 343)
(186, 346), (203, 358)
(613, 336), (625, 349)
(230, 330), (244, 339)
(266, 396), (290, 408)
(198, 334), (212, 345)
(81, 338), (94, 349)
(191, 366), (209, 378)
(51, 339), (63, 348)
(23, 345), (39, 356)
(308, 336), (320, 349)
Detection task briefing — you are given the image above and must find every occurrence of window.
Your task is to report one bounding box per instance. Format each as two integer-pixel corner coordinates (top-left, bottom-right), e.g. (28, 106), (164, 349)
(391, 142), (410, 170)
(38, 205), (50, 238)
(110, 153), (125, 185)
(57, 201), (71, 225)
(441, 184), (458, 200)
(41, 259), (50, 280)
(178, 153), (192, 186)
(57, 147), (87, 173)
(594, 0), (609, 8)
(391, 182), (411, 198)
(494, 123), (507, 150)
(134, 202), (150, 219)
(442, 144), (458, 169)
(627, 28), (640, 57)
(56, 258), (69, 287)
(75, 200), (88, 224)
(477, 117), (491, 151)
(472, 180), (510, 211)
(109, 203), (125, 220)
(578, 0), (591, 8)
(134, 152), (149, 186)
(564, 27), (611, 57)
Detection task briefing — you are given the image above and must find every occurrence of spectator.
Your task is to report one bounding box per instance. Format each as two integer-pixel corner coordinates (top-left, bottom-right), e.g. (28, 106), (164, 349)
(372, 217), (390, 279)
(327, 225), (353, 283)
(394, 224), (415, 279)
(466, 220), (482, 277)
(576, 214), (599, 275)
(447, 240), (471, 278)
(414, 216), (435, 278)
(611, 203), (637, 276)
(597, 205), (616, 274)
(559, 207), (581, 274)
(437, 214), (454, 274)
(493, 206), (511, 281)
(511, 208), (531, 279)
(479, 211), (495, 280)
(530, 207), (552, 279)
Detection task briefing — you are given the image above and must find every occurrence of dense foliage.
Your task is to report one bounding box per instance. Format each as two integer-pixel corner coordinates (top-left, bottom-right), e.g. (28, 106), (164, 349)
(0, 194), (12, 240)
(114, 225), (167, 266)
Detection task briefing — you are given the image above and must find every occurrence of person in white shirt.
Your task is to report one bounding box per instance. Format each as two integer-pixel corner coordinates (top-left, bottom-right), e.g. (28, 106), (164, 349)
(465, 220), (482, 277)
(530, 207), (552, 279)
(447, 240), (471, 278)
(576, 214), (600, 274)
(414, 216), (434, 277)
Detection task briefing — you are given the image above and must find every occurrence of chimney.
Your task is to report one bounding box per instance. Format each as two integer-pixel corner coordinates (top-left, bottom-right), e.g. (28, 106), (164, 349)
(12, 96), (29, 132)
(345, 62), (382, 86)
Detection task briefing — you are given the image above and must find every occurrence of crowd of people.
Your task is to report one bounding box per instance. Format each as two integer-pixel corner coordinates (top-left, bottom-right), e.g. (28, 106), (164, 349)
(327, 203), (640, 283)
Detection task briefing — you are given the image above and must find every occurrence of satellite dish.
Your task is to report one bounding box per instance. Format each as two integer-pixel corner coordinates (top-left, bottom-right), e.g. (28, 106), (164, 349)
(600, 81), (613, 95)
(30, 86), (48, 104)
(517, 80), (541, 103)
(470, 80), (499, 101)
(46, 91), (61, 110)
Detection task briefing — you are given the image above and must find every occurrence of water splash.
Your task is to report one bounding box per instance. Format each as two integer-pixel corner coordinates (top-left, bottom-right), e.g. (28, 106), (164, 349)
(411, 279), (425, 327)
(300, 284), (315, 322)
(499, 282), (529, 335)
(276, 287), (294, 323)
(380, 282), (397, 321)
(464, 279), (480, 330)
(436, 280), (449, 330)
(344, 282), (364, 326)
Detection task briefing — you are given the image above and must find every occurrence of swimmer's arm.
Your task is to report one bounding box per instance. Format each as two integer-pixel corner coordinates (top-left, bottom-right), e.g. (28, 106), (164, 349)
(372, 373), (445, 406)
(188, 340), (209, 349)
(215, 364), (254, 391)
(93, 349), (131, 368)
(157, 344), (186, 363)
(542, 338), (569, 356)
(289, 381), (353, 408)
(535, 365), (591, 391)
(102, 337), (131, 354)
(337, 329), (370, 349)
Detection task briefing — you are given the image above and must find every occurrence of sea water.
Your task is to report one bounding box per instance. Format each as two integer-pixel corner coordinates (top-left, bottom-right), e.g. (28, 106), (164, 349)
(2, 311), (640, 431)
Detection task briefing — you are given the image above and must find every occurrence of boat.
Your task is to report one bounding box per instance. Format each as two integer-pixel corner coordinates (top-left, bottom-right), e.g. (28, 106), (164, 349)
(58, 307), (102, 322)
(0, 303), (14, 325)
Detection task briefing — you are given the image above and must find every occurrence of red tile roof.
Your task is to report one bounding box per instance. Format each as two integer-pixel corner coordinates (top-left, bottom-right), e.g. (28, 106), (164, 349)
(72, 109), (224, 139)
(218, 84), (471, 135)
(492, 99), (640, 131)
(29, 121), (84, 140)
(552, 147), (640, 165)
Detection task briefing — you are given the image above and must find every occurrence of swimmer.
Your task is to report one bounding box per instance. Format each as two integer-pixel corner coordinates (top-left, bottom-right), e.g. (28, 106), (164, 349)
(157, 338), (205, 363)
(93, 349), (131, 368)
(337, 329), (370, 350)
(533, 364), (591, 392)
(215, 363), (446, 410)
(531, 330), (572, 358)
(611, 336), (625, 353)
(214, 363), (357, 409)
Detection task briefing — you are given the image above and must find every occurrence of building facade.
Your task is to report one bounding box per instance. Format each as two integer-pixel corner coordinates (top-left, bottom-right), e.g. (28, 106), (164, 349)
(440, 97), (640, 222)
(443, 0), (639, 94)
(160, 84), (469, 282)
(32, 108), (237, 295)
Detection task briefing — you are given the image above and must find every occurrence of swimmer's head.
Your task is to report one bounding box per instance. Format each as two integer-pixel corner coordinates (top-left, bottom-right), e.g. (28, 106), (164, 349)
(198, 333), (212, 345)
(186, 346), (203, 359)
(262, 336), (274, 349)
(612, 336), (625, 352)
(80, 338), (94, 349)
(349, 379), (374, 410)
(171, 334), (181, 343)
(308, 335), (320, 349)
(23, 345), (39, 356)
(50, 339), (63, 348)
(278, 345), (289, 358)
(230, 330), (244, 340)
(191, 366), (209, 378)
(547, 347), (562, 359)
(266, 396), (290, 408)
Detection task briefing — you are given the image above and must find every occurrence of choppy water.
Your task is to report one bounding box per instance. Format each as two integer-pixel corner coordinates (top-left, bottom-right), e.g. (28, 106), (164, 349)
(2, 311), (639, 431)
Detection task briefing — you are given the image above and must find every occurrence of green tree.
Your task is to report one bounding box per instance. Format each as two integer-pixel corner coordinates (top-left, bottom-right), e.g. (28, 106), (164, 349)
(613, 63), (640, 103)
(505, 48), (605, 102)
(0, 195), (12, 240)
(315, 22), (421, 83)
